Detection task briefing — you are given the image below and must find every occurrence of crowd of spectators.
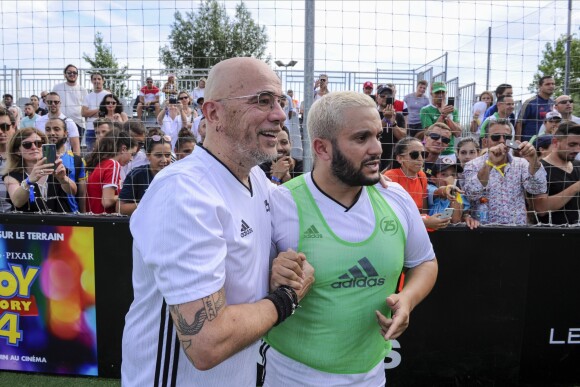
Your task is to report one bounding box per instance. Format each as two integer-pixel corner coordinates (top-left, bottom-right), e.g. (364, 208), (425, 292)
(1, 65), (579, 227)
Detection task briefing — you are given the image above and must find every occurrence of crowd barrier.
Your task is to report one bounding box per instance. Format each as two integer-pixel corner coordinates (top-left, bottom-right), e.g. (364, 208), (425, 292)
(0, 214), (578, 386)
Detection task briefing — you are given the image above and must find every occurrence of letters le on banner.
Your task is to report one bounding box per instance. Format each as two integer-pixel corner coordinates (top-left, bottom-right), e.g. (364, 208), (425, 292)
(0, 224), (97, 376)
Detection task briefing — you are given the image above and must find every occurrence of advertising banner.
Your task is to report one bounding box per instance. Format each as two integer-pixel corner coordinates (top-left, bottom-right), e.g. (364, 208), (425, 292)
(0, 224), (97, 376)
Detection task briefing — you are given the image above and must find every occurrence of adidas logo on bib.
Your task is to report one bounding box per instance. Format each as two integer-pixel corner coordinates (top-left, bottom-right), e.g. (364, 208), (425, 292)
(303, 225), (323, 239)
(331, 257), (385, 289)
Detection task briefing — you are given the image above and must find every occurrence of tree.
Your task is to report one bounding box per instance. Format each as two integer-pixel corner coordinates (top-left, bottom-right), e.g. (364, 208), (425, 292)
(83, 32), (131, 97)
(530, 34), (580, 114)
(159, 0), (269, 70)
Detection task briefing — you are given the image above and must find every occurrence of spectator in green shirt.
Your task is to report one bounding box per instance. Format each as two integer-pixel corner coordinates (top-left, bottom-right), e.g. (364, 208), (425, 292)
(419, 82), (461, 155)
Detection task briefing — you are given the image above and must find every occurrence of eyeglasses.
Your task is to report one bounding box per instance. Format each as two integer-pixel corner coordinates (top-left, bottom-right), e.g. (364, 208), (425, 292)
(146, 80), (153, 83)
(428, 133), (451, 144)
(557, 99), (574, 105)
(0, 123), (12, 132)
(105, 101), (117, 105)
(405, 151), (427, 160)
(66, 71), (78, 76)
(216, 91), (283, 111)
(179, 96), (189, 100)
(319, 79), (327, 82)
(21, 140), (43, 149)
(489, 134), (513, 141)
(46, 100), (60, 105)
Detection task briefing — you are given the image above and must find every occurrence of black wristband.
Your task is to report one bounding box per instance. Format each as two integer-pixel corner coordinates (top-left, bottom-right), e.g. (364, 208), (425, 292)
(265, 286), (298, 326)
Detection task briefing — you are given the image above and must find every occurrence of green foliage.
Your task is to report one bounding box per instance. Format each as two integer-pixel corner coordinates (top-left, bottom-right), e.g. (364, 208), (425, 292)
(159, 0), (269, 71)
(530, 34), (580, 115)
(82, 32), (131, 98)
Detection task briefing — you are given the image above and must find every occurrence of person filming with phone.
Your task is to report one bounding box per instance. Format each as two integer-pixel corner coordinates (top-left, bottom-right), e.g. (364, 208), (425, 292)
(2, 127), (77, 212)
(419, 82), (461, 157)
(462, 119), (547, 225)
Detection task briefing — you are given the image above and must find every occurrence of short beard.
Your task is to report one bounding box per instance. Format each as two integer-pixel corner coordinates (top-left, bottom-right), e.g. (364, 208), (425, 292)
(56, 137), (68, 149)
(330, 140), (380, 187)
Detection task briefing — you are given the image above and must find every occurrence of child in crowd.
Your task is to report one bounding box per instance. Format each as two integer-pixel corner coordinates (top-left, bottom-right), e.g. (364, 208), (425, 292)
(427, 157), (479, 229)
(119, 128), (172, 216)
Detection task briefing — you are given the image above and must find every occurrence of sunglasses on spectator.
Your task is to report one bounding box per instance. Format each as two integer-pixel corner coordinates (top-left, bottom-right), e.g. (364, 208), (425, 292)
(21, 140), (43, 149)
(66, 71), (78, 76)
(46, 100), (60, 105)
(105, 101), (117, 105)
(0, 123), (12, 132)
(405, 151), (427, 160)
(179, 96), (189, 100)
(489, 134), (513, 141)
(557, 99), (574, 105)
(428, 133), (451, 144)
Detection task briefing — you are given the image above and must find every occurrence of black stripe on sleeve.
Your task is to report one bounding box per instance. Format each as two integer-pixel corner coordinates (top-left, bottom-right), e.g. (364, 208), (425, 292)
(154, 300), (168, 387)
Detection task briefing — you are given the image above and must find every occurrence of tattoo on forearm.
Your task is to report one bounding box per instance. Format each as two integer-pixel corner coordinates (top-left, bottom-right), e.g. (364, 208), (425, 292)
(169, 288), (226, 339)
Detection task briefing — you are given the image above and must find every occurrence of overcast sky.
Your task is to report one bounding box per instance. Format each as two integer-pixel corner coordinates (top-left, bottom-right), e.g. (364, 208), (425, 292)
(0, 0), (577, 100)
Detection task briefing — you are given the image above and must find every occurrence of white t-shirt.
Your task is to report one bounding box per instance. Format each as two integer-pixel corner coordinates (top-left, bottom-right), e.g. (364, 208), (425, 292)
(160, 113), (183, 149)
(122, 146), (273, 386)
(35, 113), (80, 138)
(265, 173), (435, 386)
(52, 82), (87, 127)
(82, 90), (110, 131)
(192, 87), (205, 103)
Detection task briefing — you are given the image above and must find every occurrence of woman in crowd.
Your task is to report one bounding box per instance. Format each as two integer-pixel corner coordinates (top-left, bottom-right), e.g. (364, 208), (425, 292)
(174, 127), (196, 161)
(470, 90), (494, 134)
(177, 90), (197, 129)
(85, 130), (137, 214)
(259, 126), (303, 184)
(119, 129), (172, 216)
(383, 136), (450, 230)
(99, 94), (129, 123)
(2, 127), (76, 212)
(0, 107), (17, 212)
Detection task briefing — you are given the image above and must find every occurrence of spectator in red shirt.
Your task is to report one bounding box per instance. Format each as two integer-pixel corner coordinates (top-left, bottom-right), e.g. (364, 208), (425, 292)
(85, 131), (138, 214)
(137, 77), (161, 120)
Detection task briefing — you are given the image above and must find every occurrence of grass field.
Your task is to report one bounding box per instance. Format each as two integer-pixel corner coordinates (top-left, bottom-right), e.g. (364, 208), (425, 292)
(0, 372), (120, 386)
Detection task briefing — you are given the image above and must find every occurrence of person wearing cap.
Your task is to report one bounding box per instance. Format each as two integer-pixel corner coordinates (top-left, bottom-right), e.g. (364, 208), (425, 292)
(516, 75), (555, 142)
(553, 95), (580, 124)
(363, 81), (376, 102)
(419, 82), (461, 155)
(538, 111), (562, 136)
(137, 77), (161, 120)
(535, 135), (554, 160)
(192, 77), (206, 104)
(404, 80), (430, 137)
(532, 122), (580, 225)
(479, 95), (516, 141)
(162, 74), (179, 100)
(427, 157), (478, 228)
(376, 84), (406, 170)
(463, 119), (546, 225)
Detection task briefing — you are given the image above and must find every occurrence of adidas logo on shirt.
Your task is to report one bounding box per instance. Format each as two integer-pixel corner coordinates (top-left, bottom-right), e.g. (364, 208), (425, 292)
(303, 225), (323, 239)
(331, 257), (385, 289)
(240, 220), (253, 238)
